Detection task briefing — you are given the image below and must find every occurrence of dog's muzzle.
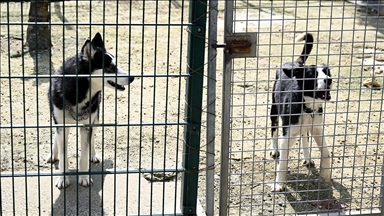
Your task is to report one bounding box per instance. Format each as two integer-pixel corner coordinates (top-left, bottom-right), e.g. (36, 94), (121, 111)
(106, 67), (134, 91)
(316, 84), (332, 101)
(107, 80), (126, 91)
(316, 90), (331, 101)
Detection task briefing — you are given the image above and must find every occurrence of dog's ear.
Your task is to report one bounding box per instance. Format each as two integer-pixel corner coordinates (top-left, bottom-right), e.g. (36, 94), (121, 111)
(281, 63), (296, 78)
(91, 32), (104, 48)
(281, 67), (294, 78)
(282, 68), (304, 78)
(81, 40), (96, 60)
(281, 63), (304, 78)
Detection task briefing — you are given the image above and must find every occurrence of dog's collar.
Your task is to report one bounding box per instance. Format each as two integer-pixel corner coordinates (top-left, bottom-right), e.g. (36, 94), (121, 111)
(303, 106), (323, 118)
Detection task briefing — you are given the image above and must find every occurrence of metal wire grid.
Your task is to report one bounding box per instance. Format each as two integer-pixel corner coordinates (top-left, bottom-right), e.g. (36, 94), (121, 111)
(0, 1), (201, 215)
(223, 0), (384, 215)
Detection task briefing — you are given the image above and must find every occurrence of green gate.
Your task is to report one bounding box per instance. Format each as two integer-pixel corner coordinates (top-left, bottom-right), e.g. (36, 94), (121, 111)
(0, 1), (207, 215)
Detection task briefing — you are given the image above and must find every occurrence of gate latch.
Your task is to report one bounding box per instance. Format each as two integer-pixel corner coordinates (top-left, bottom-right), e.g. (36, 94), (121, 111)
(213, 32), (257, 58)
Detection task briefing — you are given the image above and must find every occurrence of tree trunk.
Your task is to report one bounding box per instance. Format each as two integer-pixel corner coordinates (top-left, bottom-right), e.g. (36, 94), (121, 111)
(26, 0), (51, 51)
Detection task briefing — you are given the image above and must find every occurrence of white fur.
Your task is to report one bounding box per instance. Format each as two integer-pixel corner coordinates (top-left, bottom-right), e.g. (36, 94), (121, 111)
(47, 104), (101, 189)
(295, 32), (308, 43)
(48, 67), (130, 189)
(47, 33), (133, 189)
(270, 97), (331, 192)
(47, 75), (104, 189)
(316, 67), (332, 90)
(114, 66), (131, 86)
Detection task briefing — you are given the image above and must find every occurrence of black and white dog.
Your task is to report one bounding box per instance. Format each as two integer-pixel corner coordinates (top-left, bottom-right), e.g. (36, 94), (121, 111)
(269, 33), (332, 192)
(47, 33), (134, 189)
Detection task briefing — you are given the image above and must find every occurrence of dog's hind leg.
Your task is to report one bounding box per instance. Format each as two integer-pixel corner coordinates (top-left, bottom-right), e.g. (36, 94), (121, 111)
(312, 126), (331, 182)
(55, 127), (70, 189)
(301, 132), (315, 168)
(272, 126), (294, 192)
(269, 103), (280, 159)
(79, 127), (94, 187)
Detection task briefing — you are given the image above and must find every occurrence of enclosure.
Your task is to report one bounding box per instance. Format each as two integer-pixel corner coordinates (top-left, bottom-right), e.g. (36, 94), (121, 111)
(217, 0), (384, 215)
(0, 0), (205, 215)
(1, 0), (384, 216)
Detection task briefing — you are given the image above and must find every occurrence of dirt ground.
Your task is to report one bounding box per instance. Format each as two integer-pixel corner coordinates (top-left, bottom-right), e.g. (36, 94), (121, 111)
(1, 0), (384, 215)
(200, 1), (384, 215)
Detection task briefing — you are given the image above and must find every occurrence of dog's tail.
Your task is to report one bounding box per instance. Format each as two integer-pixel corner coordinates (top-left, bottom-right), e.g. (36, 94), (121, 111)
(295, 32), (314, 65)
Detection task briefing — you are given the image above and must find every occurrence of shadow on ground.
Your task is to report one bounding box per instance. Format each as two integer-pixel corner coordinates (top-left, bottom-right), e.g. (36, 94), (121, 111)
(51, 159), (114, 215)
(283, 169), (351, 214)
(27, 49), (55, 86)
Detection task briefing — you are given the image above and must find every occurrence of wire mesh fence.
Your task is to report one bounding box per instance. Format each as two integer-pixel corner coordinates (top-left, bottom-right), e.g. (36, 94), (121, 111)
(0, 1), (207, 215)
(2, 0), (384, 215)
(220, 0), (384, 215)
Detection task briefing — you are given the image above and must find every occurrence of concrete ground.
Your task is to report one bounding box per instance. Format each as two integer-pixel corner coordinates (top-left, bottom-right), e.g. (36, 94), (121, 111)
(0, 167), (205, 215)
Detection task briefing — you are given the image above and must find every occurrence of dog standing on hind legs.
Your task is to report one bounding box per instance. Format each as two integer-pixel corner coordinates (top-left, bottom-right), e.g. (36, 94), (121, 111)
(47, 32), (134, 189)
(269, 32), (333, 192)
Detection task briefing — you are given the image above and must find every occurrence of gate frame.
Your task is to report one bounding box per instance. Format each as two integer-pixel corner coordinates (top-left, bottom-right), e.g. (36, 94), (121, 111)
(219, 1), (233, 216)
(181, 0), (208, 215)
(218, 1), (384, 216)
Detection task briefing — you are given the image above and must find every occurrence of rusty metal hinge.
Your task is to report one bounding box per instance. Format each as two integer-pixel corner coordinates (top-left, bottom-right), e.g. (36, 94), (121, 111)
(212, 32), (257, 58)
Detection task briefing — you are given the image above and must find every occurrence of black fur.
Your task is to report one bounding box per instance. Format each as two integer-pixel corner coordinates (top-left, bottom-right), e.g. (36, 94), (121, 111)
(269, 33), (333, 191)
(270, 33), (332, 136)
(49, 33), (134, 122)
(47, 32), (134, 189)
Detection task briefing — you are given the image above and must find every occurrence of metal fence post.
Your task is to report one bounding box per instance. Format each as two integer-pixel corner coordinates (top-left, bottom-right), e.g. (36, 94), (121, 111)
(220, 1), (233, 216)
(206, 0), (218, 216)
(181, 0), (207, 215)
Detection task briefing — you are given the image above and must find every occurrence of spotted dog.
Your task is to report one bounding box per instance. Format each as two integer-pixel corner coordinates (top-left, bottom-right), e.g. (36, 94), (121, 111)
(269, 33), (332, 192)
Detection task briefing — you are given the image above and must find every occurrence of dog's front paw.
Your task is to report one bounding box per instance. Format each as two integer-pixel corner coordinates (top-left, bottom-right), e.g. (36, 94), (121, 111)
(56, 177), (70, 189)
(79, 176), (93, 187)
(303, 159), (315, 168)
(270, 182), (286, 192)
(269, 149), (280, 159)
(46, 154), (58, 163)
(90, 154), (101, 163)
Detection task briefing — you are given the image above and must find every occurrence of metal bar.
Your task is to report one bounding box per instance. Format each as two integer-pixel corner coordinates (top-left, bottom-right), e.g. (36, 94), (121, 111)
(206, 0), (218, 215)
(0, 21), (192, 26)
(181, 0), (207, 215)
(6, 1), (16, 214)
(0, 74), (190, 78)
(0, 122), (188, 128)
(0, 2), (3, 212)
(0, 168), (186, 178)
(219, 1), (234, 215)
(381, 159), (384, 215)
(150, 1), (160, 214)
(126, 1), (134, 214)
(175, 0), (186, 214)
(163, 0), (173, 214)
(138, 0), (146, 213)
(20, 1), (29, 214)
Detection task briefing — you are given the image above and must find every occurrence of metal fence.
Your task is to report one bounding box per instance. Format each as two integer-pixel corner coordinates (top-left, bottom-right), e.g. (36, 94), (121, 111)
(0, 1), (207, 215)
(218, 0), (384, 215)
(2, 0), (384, 216)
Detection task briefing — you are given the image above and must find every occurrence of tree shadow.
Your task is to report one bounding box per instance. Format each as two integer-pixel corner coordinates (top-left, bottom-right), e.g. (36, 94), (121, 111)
(357, 14), (384, 36)
(51, 159), (114, 215)
(350, 1), (384, 35)
(53, 2), (73, 30)
(282, 169), (351, 214)
(27, 49), (55, 86)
